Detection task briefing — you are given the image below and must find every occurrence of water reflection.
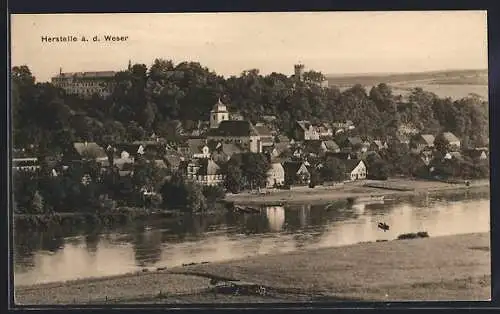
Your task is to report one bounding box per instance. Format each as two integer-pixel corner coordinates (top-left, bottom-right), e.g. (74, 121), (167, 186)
(266, 206), (285, 232)
(14, 191), (490, 286)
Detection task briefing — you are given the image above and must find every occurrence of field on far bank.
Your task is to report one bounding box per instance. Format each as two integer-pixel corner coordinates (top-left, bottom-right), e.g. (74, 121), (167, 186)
(15, 232), (490, 304)
(225, 178), (490, 206)
(329, 69), (488, 100)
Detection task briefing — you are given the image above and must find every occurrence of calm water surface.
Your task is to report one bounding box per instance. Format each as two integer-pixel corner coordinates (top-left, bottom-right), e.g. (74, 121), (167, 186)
(14, 190), (490, 286)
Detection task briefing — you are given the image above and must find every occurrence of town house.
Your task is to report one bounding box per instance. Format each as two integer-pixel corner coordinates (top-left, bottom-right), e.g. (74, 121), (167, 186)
(206, 120), (262, 153)
(266, 161), (286, 188)
(67, 142), (108, 164)
(254, 123), (275, 147)
(436, 132), (461, 152)
(293, 121), (320, 141)
(342, 159), (367, 181)
(184, 158), (225, 186)
(410, 134), (435, 153)
(283, 161), (311, 186)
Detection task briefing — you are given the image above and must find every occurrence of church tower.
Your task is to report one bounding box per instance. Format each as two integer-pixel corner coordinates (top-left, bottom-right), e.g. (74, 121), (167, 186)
(210, 98), (229, 129)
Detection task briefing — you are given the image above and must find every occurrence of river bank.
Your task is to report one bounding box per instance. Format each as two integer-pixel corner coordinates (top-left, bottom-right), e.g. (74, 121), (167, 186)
(225, 178), (490, 205)
(15, 232), (490, 304)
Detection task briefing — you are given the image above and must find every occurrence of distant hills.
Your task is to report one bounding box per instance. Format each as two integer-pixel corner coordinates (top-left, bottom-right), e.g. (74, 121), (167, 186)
(325, 69), (488, 87)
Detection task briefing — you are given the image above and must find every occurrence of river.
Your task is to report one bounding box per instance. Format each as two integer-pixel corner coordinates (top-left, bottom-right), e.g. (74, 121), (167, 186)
(13, 190), (490, 286)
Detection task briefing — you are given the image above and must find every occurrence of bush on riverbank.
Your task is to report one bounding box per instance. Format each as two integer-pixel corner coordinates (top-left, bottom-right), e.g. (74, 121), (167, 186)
(159, 173), (225, 213)
(397, 232), (430, 240)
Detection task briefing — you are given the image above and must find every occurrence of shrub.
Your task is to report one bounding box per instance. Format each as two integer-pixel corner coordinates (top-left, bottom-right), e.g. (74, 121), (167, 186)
(202, 185), (226, 203)
(397, 232), (430, 240)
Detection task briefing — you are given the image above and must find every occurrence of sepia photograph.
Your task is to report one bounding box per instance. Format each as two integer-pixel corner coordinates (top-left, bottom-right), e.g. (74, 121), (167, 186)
(10, 11), (490, 305)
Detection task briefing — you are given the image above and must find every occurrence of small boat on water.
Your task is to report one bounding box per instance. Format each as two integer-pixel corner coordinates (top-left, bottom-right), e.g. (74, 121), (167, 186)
(377, 222), (390, 232)
(233, 205), (261, 214)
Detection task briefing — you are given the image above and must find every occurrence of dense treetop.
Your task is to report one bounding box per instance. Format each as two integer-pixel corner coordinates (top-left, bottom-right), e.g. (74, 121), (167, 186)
(12, 60), (489, 154)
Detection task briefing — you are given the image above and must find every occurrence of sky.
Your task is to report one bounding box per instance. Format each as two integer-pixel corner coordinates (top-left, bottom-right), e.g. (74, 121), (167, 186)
(11, 11), (488, 82)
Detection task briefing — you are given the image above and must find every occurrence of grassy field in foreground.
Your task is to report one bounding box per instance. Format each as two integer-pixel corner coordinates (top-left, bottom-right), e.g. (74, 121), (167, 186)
(15, 232), (490, 304)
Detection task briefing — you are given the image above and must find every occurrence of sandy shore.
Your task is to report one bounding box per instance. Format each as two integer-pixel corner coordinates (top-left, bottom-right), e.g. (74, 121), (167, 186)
(15, 232), (490, 304)
(225, 178), (490, 205)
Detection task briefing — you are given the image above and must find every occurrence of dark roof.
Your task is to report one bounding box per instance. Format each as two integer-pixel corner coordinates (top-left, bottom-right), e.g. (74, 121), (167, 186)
(254, 124), (274, 137)
(206, 120), (259, 137)
(283, 161), (309, 176)
(326, 152), (356, 160)
(187, 138), (208, 154)
(276, 135), (290, 143)
(304, 140), (325, 154)
(346, 137), (363, 146)
(221, 143), (243, 156)
(164, 154), (183, 169)
(55, 71), (116, 79)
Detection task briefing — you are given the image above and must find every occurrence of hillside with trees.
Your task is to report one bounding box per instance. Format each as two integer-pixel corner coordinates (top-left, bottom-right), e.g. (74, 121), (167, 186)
(12, 60), (489, 153)
(11, 61), (489, 215)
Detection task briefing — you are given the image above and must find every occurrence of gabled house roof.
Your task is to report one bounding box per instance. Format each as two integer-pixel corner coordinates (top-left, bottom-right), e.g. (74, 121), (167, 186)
(187, 138), (209, 154)
(303, 140), (326, 155)
(326, 152), (356, 160)
(342, 159), (365, 173)
(206, 120), (259, 137)
(283, 161), (310, 178)
(221, 143), (244, 156)
(296, 120), (314, 131)
(340, 136), (363, 147)
(440, 132), (461, 144)
(419, 134), (435, 146)
(463, 148), (488, 159)
(276, 135), (290, 143)
(164, 153), (183, 169)
(191, 159), (222, 176)
(154, 160), (168, 169)
(73, 142), (107, 159)
(372, 140), (387, 149)
(254, 124), (274, 137)
(274, 142), (291, 157)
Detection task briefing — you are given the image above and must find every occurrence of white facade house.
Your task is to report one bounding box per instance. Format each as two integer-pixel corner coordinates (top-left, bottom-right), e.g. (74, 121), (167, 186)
(344, 160), (367, 181)
(266, 162), (285, 188)
(51, 70), (116, 98)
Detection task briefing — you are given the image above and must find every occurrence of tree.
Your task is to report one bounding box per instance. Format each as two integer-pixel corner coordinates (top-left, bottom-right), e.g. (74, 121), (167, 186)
(223, 161), (244, 193)
(321, 157), (346, 182)
(366, 159), (389, 180)
(238, 153), (271, 189)
(31, 190), (45, 214)
(202, 185), (225, 204)
(159, 173), (208, 212)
